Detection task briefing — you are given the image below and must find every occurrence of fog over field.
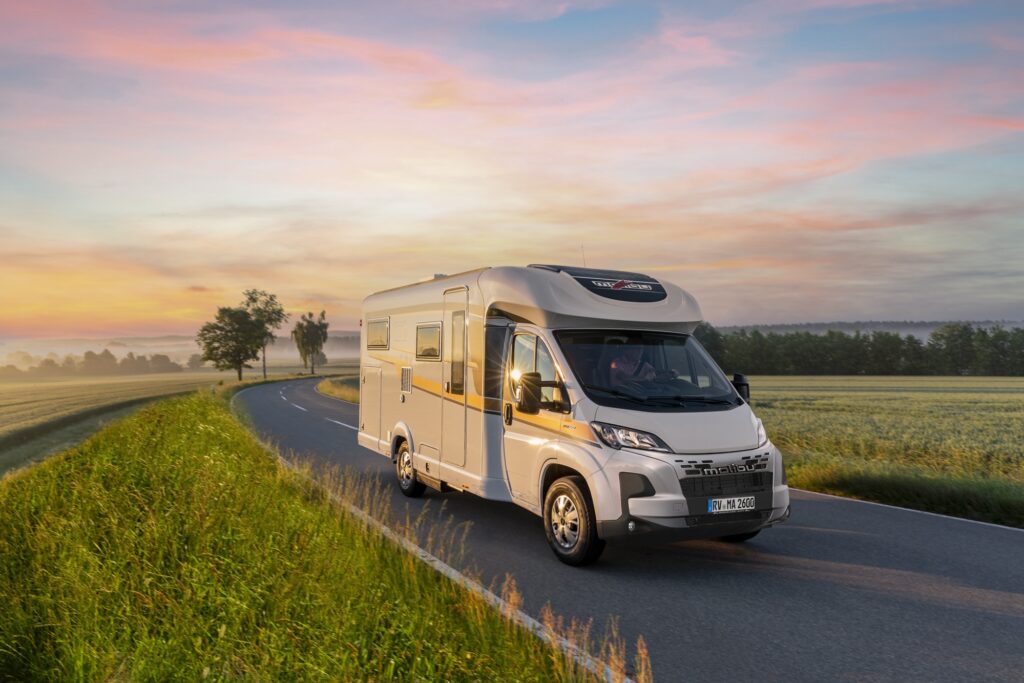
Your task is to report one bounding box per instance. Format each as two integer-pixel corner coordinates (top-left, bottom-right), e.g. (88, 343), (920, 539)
(0, 332), (361, 369)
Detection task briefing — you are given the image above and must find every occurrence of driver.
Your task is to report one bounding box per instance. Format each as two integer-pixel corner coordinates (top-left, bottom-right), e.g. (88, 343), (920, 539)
(608, 343), (655, 386)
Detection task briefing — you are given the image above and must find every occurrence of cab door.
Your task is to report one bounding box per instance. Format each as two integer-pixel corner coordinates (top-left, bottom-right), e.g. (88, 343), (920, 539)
(441, 288), (468, 468)
(502, 331), (563, 507)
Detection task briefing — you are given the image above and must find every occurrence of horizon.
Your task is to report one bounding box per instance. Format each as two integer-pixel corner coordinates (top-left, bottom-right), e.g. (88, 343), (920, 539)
(2, 1), (1022, 338)
(5, 317), (1024, 349)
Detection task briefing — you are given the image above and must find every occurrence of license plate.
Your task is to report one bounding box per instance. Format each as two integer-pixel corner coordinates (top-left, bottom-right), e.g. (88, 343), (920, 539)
(707, 496), (756, 514)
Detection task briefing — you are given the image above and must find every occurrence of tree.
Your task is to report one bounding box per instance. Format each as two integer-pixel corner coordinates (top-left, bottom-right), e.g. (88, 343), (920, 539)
(241, 289), (289, 380)
(928, 323), (976, 375)
(81, 349), (119, 375)
(187, 353), (205, 370)
(119, 352), (150, 374)
(196, 307), (265, 381)
(291, 311), (329, 374)
(149, 354), (182, 373)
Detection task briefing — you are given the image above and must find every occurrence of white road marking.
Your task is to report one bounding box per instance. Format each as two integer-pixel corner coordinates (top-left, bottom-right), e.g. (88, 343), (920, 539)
(326, 418), (358, 431)
(280, 395), (287, 401)
(290, 402), (308, 412)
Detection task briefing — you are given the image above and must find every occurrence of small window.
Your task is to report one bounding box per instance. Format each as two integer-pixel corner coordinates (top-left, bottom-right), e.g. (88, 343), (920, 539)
(366, 318), (389, 349)
(416, 323), (441, 360)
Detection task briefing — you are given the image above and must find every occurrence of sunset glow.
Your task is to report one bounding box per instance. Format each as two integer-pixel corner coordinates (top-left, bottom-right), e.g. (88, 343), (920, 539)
(1, 0), (1022, 338)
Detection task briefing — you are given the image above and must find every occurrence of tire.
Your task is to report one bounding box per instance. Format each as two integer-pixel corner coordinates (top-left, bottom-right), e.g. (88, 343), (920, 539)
(719, 529), (761, 543)
(543, 475), (605, 566)
(395, 442), (425, 498)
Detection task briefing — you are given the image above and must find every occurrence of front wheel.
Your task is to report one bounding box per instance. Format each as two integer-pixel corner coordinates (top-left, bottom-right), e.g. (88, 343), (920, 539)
(543, 476), (605, 566)
(395, 442), (425, 498)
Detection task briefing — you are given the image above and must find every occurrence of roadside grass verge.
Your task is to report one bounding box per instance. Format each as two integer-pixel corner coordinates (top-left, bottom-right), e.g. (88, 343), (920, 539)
(783, 446), (1024, 527)
(751, 376), (1024, 527)
(317, 376), (360, 403)
(0, 391), (647, 681)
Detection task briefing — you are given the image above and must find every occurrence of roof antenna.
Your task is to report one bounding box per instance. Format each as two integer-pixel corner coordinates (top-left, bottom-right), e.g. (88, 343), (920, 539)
(581, 243), (587, 267)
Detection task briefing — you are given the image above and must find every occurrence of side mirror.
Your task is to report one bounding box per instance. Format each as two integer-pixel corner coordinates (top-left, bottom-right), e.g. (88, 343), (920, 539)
(517, 371), (542, 414)
(731, 373), (750, 401)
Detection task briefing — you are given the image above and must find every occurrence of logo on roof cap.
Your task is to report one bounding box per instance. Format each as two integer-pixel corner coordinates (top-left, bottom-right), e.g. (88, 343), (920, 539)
(591, 279), (653, 291)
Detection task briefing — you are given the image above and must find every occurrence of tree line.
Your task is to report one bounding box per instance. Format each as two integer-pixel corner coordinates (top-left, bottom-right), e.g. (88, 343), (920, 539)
(0, 349), (183, 380)
(196, 290), (330, 380)
(694, 322), (1024, 376)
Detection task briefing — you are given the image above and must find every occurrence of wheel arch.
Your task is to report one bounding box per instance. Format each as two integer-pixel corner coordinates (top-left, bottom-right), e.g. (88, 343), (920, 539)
(389, 422), (415, 462)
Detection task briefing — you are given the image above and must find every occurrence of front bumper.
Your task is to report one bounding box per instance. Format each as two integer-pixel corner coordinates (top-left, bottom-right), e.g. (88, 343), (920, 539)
(594, 444), (791, 541)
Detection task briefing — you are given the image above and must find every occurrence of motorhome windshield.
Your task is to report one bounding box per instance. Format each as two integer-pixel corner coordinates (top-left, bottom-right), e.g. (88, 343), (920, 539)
(554, 330), (741, 412)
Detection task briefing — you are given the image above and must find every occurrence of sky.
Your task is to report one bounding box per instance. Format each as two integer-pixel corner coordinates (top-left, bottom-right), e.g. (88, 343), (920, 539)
(1, 0), (1022, 339)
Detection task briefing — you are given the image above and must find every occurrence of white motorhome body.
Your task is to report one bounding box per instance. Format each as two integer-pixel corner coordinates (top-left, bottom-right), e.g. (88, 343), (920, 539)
(358, 265), (790, 565)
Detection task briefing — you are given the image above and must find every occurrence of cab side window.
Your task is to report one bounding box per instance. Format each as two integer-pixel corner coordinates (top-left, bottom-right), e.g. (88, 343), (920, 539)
(511, 334), (537, 379)
(510, 333), (561, 406)
(536, 341), (557, 402)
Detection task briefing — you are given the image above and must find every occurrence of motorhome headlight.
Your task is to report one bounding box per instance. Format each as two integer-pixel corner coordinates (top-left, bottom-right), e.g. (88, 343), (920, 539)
(755, 417), (769, 448)
(591, 422), (671, 452)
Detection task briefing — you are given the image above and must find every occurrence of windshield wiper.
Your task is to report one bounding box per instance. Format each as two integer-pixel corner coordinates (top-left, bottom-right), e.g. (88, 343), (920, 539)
(581, 383), (649, 403)
(647, 395), (738, 406)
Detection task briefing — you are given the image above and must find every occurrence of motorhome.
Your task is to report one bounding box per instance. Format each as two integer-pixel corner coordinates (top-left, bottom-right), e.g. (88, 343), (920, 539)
(357, 265), (790, 565)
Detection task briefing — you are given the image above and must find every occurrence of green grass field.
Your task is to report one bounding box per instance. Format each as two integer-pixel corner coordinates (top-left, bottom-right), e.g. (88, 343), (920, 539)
(750, 376), (1024, 526)
(0, 391), (645, 681)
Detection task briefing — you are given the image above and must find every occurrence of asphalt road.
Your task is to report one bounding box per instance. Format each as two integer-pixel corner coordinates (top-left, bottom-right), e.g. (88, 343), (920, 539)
(237, 377), (1024, 682)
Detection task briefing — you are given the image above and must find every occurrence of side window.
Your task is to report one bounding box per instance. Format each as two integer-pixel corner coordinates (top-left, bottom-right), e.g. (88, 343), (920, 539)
(366, 319), (389, 349)
(416, 324), (441, 360)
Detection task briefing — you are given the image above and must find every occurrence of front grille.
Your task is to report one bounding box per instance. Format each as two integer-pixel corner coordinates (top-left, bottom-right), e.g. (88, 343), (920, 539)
(679, 471), (772, 498)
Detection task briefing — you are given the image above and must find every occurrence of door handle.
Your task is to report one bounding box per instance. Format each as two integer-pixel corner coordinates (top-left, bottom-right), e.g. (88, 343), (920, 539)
(444, 381), (451, 393)
(503, 403), (513, 426)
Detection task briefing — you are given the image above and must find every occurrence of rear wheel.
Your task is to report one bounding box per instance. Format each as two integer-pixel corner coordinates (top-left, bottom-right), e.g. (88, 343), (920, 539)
(543, 475), (605, 566)
(719, 529), (761, 543)
(395, 442), (425, 498)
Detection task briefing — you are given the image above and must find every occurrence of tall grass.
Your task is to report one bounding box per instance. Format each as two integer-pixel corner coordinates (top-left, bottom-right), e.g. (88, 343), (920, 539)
(317, 376), (360, 403)
(0, 392), (649, 681)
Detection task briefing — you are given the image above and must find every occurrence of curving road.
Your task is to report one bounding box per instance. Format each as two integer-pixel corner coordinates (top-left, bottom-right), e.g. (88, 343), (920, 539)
(237, 378), (1024, 682)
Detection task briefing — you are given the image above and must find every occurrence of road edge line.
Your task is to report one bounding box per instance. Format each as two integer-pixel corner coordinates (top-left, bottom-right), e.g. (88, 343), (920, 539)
(793, 488), (1024, 533)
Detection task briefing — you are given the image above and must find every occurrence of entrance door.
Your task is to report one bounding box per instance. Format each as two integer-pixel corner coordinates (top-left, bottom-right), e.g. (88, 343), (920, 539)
(360, 367), (381, 451)
(442, 288), (468, 467)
